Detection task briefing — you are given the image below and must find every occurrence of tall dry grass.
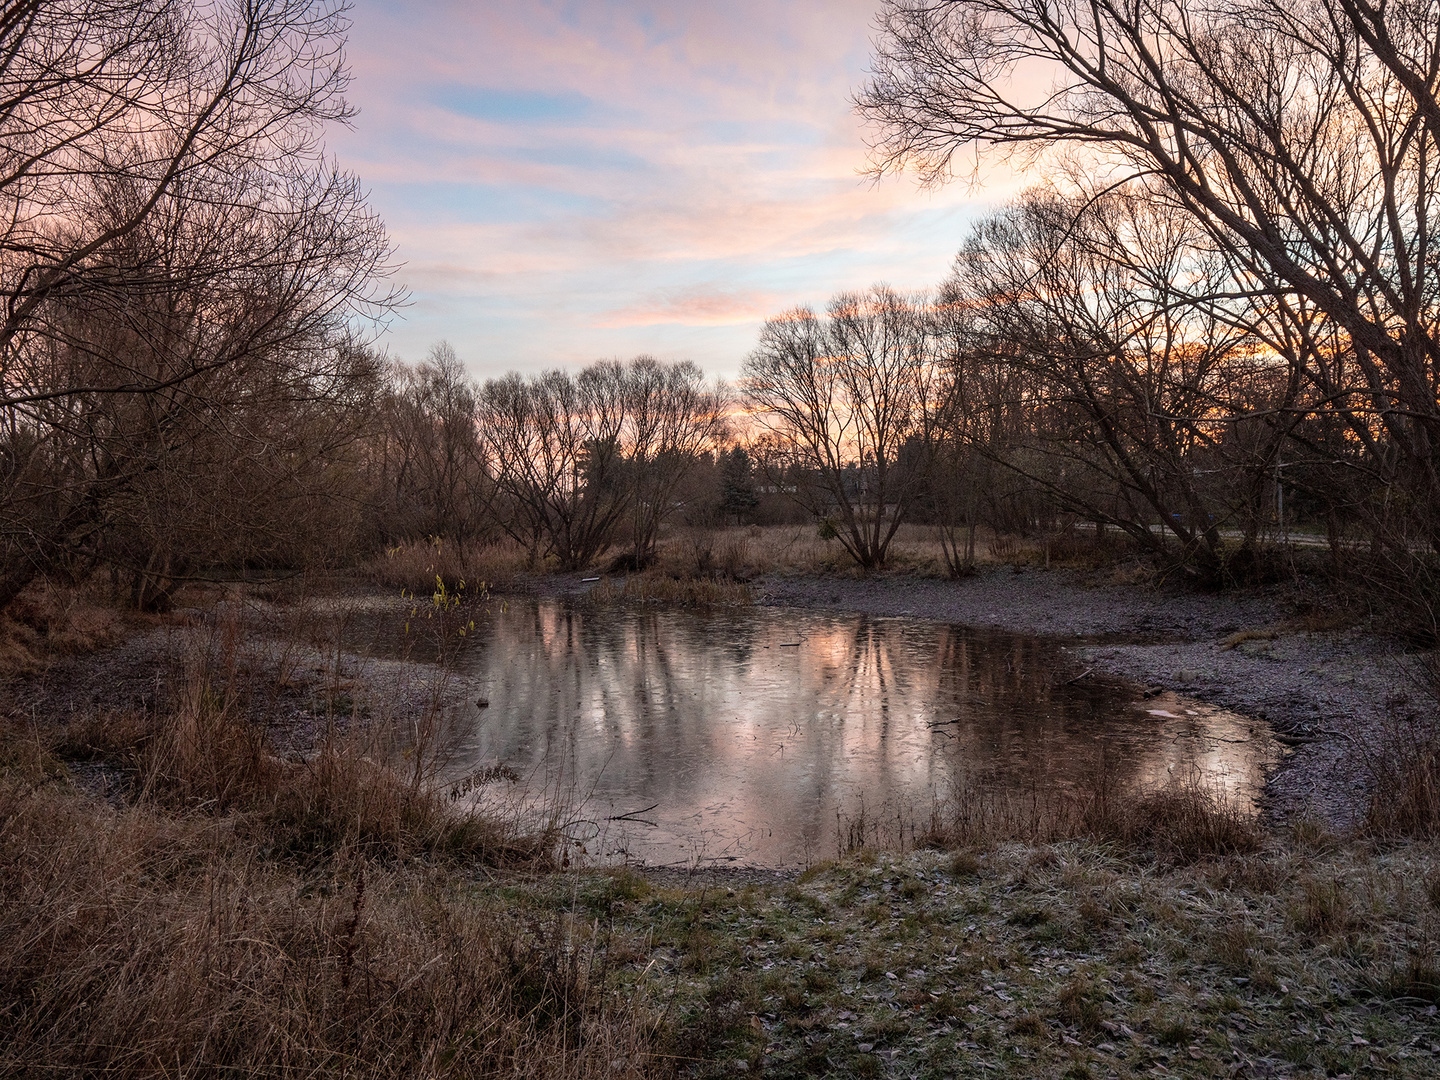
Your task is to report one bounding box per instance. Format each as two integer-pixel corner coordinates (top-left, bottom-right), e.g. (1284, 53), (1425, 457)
(361, 524), (1134, 592)
(0, 609), (666, 1078)
(583, 572), (751, 608)
(0, 775), (658, 1078)
(367, 537), (533, 594)
(0, 578), (128, 675)
(1362, 652), (1440, 838)
(917, 773), (1262, 864)
(61, 604), (547, 867)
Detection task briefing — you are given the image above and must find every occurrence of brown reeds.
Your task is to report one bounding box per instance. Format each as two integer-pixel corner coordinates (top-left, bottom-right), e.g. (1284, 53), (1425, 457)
(367, 537), (531, 593)
(918, 774), (1262, 864)
(1362, 651), (1440, 838)
(0, 579), (127, 675)
(145, 611), (555, 867)
(1362, 716), (1440, 838)
(0, 774), (657, 1078)
(583, 571), (751, 608)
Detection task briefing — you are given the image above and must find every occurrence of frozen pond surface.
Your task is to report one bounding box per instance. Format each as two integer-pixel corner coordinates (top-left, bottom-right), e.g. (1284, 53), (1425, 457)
(423, 599), (1284, 868)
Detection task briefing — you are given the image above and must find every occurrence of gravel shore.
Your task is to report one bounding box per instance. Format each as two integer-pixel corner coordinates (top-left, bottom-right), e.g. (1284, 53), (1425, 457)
(754, 567), (1413, 829)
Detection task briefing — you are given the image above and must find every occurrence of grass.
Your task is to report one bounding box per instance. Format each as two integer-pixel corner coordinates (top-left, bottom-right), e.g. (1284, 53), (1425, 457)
(671, 523), (1135, 579)
(1361, 652), (1440, 840)
(0, 770), (657, 1078)
(367, 536), (533, 593)
(915, 776), (1263, 866)
(584, 571), (752, 608)
(466, 835), (1440, 1079)
(10, 737), (1439, 1080)
(0, 578), (128, 674)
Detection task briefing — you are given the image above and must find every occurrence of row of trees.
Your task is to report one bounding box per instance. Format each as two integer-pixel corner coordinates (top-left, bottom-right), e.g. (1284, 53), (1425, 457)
(0, 0), (397, 611)
(742, 202), (1336, 577)
(8, 0), (1440, 633)
(372, 350), (729, 572)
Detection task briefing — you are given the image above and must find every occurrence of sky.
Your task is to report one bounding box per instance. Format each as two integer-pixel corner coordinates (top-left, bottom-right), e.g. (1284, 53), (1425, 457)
(329, 0), (1017, 382)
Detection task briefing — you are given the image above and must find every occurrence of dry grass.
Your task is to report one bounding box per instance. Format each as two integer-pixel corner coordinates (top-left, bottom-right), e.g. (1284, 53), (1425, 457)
(1364, 652), (1440, 838)
(1363, 714), (1440, 838)
(0, 774), (658, 1078)
(125, 614), (556, 867)
(0, 614), (666, 1077)
(584, 571), (752, 608)
(367, 537), (533, 594)
(0, 580), (128, 675)
(363, 523), (1135, 591)
(1220, 627), (1281, 650)
(917, 776), (1262, 865)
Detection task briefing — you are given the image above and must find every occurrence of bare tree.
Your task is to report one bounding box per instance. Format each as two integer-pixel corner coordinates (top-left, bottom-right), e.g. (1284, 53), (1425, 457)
(477, 365), (629, 571)
(377, 342), (490, 547)
(0, 0), (397, 608)
(943, 183), (1306, 577)
(857, 0), (1440, 554)
(743, 285), (937, 569)
(620, 357), (727, 568)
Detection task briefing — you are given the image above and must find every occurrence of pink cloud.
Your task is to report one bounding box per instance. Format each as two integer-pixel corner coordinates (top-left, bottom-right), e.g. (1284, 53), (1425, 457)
(597, 287), (776, 328)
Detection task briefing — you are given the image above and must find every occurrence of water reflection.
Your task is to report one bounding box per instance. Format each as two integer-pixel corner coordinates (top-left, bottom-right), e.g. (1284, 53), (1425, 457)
(443, 599), (1281, 867)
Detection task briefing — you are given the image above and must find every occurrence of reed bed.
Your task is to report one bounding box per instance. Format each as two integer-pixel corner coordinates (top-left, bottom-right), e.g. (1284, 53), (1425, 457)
(584, 571), (752, 608)
(367, 537), (533, 594)
(913, 775), (1263, 866)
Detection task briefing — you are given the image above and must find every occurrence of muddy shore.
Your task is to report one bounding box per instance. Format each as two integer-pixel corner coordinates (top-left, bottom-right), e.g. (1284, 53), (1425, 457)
(752, 568), (1410, 829)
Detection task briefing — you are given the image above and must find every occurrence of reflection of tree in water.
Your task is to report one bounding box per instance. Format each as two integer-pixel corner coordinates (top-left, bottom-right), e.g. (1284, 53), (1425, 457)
(924, 625), (1204, 796)
(451, 599), (1277, 864)
(469, 602), (769, 799)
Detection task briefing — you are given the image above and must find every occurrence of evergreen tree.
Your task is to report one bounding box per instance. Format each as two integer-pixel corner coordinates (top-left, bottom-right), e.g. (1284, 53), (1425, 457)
(719, 447), (759, 524)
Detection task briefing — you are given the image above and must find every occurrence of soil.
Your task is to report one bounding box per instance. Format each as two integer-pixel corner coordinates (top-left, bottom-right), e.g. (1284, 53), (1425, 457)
(754, 567), (1413, 831)
(0, 592), (460, 772)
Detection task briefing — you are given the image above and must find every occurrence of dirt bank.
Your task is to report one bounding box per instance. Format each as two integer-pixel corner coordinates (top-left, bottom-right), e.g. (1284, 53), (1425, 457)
(754, 568), (1411, 829)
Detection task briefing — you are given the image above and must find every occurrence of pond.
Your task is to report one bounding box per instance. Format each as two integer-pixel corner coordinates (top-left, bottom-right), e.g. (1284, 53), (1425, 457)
(428, 599), (1283, 868)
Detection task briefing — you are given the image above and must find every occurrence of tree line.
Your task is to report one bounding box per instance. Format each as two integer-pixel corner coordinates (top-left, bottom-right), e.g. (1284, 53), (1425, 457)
(371, 348), (731, 573)
(0, 0), (758, 611)
(5, 0), (1440, 637)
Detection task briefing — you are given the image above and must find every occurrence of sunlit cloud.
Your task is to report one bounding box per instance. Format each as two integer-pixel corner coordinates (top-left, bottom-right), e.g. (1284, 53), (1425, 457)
(598, 287), (777, 328)
(331, 1), (1019, 378)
